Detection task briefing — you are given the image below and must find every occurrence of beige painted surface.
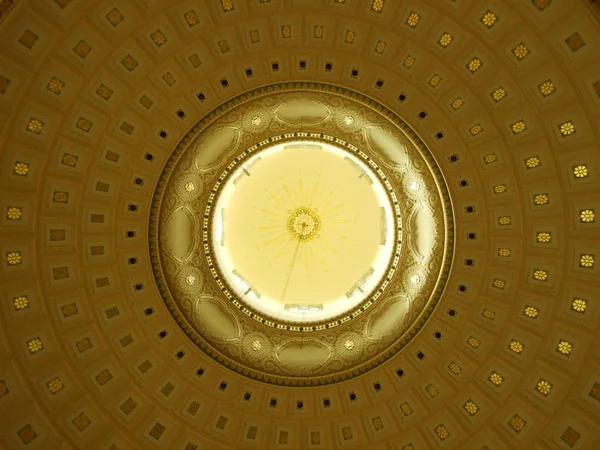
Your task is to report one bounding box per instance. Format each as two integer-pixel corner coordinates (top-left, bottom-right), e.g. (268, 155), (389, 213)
(215, 142), (395, 322)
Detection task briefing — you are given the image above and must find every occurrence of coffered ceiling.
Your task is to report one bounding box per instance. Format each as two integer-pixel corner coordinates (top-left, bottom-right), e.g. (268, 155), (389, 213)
(1, 0), (599, 449)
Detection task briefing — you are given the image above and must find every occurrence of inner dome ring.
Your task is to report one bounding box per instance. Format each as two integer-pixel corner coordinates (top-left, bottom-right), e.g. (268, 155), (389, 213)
(205, 136), (401, 326)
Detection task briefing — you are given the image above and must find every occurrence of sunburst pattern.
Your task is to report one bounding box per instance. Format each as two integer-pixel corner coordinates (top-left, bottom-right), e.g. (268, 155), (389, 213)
(258, 174), (351, 269)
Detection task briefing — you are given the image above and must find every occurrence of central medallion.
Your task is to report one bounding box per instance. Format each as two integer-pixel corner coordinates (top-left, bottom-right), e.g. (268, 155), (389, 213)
(287, 207), (321, 242)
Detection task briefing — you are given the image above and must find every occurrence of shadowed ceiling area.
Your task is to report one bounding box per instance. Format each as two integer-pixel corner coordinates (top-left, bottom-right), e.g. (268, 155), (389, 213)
(1, 0), (599, 449)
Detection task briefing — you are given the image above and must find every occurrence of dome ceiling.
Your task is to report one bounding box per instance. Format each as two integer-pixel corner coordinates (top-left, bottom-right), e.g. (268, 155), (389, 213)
(151, 85), (452, 385)
(1, 0), (599, 449)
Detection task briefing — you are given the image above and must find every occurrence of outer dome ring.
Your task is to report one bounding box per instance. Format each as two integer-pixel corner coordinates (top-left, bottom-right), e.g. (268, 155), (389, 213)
(149, 82), (455, 386)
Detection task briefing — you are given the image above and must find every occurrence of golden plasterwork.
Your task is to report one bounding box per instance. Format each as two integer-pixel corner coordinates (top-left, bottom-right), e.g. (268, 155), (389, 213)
(286, 207), (321, 242)
(150, 83), (454, 386)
